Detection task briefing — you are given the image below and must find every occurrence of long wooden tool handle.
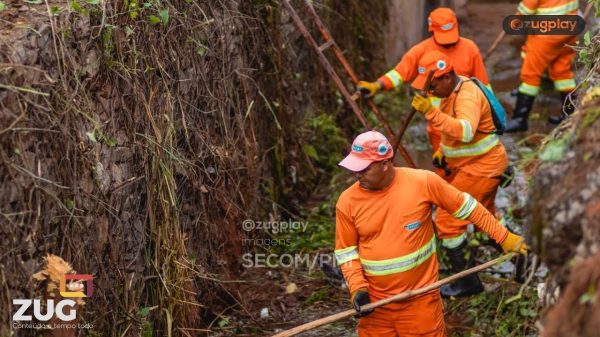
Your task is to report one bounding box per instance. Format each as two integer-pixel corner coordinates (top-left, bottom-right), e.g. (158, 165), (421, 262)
(583, 3), (594, 20)
(271, 253), (516, 337)
(483, 31), (506, 61)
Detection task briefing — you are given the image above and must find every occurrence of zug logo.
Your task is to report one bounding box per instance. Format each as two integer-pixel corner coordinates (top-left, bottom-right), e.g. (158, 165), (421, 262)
(13, 274), (93, 322)
(12, 299), (77, 321)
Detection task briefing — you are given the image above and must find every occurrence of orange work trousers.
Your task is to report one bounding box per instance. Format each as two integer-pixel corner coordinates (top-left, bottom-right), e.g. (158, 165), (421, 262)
(435, 170), (500, 242)
(357, 291), (446, 337)
(520, 35), (576, 90)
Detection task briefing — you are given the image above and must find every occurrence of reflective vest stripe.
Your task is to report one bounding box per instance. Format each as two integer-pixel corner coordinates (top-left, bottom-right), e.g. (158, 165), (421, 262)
(519, 82), (540, 96)
(441, 134), (500, 158)
(460, 119), (474, 143)
(453, 193), (477, 220)
(384, 69), (403, 88)
(442, 232), (468, 249)
(536, 1), (579, 15)
(554, 78), (576, 91)
(360, 236), (436, 276)
(335, 246), (359, 265)
(517, 2), (536, 15)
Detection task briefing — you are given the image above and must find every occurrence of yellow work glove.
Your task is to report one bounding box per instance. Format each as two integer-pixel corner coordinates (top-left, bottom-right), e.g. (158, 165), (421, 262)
(356, 81), (381, 98)
(411, 94), (434, 114)
(500, 232), (528, 255)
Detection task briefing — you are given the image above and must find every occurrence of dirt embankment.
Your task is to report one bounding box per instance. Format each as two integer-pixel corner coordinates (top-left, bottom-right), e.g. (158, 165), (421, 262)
(527, 33), (600, 336)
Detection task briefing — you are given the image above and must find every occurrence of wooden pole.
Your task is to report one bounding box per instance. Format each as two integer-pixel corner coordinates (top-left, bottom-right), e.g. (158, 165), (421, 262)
(583, 3), (594, 20)
(391, 69), (436, 154)
(483, 31), (506, 61)
(271, 253), (516, 337)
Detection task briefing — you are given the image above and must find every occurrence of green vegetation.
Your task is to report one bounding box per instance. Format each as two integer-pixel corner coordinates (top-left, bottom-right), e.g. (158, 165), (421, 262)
(447, 281), (539, 337)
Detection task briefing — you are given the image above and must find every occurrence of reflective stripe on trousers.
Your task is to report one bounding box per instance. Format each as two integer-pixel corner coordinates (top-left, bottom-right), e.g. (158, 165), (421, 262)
(518, 0), (578, 15)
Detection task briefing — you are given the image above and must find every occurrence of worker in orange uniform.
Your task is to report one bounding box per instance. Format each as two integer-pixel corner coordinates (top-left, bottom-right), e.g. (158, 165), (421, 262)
(356, 7), (490, 177)
(335, 130), (527, 337)
(409, 51), (510, 298)
(505, 0), (579, 132)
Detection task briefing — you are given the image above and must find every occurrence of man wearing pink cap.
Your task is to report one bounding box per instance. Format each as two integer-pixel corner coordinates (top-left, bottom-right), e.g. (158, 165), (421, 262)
(334, 130), (526, 336)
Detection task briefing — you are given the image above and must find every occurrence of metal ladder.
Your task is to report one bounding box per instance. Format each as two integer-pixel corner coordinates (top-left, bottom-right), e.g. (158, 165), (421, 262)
(282, 0), (416, 168)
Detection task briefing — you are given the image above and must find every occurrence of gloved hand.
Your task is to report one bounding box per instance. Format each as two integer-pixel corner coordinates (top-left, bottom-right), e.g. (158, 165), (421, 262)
(351, 288), (374, 317)
(411, 94), (434, 114)
(431, 148), (446, 169)
(356, 81), (381, 98)
(501, 232), (528, 255)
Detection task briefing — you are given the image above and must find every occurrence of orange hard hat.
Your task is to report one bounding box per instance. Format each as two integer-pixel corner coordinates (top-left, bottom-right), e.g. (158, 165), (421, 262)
(411, 50), (454, 90)
(428, 8), (459, 45)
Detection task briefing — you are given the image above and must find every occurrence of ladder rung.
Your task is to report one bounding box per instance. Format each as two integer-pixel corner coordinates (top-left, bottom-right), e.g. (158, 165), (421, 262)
(318, 40), (334, 52)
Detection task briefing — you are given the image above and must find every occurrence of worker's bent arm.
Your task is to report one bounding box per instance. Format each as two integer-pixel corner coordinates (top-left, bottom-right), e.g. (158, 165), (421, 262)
(463, 199), (509, 243)
(426, 172), (508, 244)
(335, 204), (369, 293)
(422, 87), (480, 143)
(377, 43), (424, 90)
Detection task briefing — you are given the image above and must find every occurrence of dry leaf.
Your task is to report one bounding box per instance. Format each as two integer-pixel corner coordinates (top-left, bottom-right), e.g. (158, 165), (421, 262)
(285, 283), (298, 294)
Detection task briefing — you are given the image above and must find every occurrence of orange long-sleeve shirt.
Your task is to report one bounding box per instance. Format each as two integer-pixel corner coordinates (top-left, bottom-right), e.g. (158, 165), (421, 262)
(377, 37), (489, 90)
(334, 168), (508, 300)
(423, 76), (508, 178)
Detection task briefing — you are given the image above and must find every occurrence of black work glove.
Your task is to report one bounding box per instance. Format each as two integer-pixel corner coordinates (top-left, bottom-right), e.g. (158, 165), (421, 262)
(351, 288), (374, 317)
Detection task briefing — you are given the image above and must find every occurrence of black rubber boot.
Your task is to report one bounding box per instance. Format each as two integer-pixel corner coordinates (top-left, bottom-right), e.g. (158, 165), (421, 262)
(505, 92), (536, 133)
(505, 92), (535, 132)
(548, 91), (576, 124)
(440, 241), (484, 298)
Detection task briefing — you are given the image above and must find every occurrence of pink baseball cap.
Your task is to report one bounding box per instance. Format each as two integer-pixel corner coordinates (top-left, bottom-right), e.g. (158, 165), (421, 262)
(339, 130), (394, 172)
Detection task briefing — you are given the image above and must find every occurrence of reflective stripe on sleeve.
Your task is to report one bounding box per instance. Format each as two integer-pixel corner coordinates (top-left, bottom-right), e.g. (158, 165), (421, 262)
(460, 119), (474, 143)
(453, 193), (477, 220)
(430, 96), (442, 108)
(334, 246), (359, 265)
(384, 69), (403, 88)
